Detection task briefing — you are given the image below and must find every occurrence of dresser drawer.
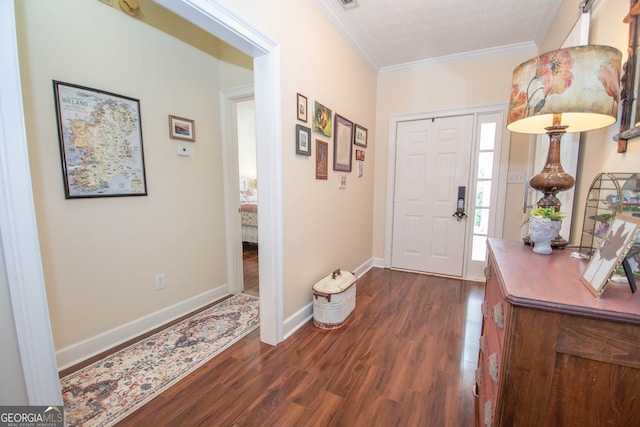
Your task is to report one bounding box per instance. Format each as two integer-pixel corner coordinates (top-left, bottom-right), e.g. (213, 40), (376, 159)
(484, 262), (509, 348)
(477, 315), (502, 427)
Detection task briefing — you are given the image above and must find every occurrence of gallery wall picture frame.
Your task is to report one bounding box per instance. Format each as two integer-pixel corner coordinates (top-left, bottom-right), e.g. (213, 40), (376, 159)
(354, 123), (368, 147)
(333, 113), (353, 172)
(313, 100), (333, 137)
(53, 80), (147, 199)
(296, 124), (312, 155)
(580, 214), (640, 298)
(355, 149), (365, 161)
(316, 140), (328, 179)
(169, 115), (196, 142)
(297, 93), (308, 122)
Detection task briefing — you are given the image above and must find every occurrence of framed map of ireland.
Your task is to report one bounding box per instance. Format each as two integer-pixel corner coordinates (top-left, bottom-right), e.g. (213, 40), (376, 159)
(53, 81), (147, 198)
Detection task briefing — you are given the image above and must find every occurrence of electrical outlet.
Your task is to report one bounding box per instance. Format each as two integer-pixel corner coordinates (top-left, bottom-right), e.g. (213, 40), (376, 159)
(507, 172), (526, 184)
(155, 273), (165, 290)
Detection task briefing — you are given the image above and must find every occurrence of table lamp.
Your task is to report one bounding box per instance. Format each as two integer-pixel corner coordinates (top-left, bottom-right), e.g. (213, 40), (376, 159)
(507, 45), (622, 247)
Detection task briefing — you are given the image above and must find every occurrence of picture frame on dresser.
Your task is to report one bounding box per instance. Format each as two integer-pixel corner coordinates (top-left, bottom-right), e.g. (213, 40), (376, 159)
(580, 214), (640, 298)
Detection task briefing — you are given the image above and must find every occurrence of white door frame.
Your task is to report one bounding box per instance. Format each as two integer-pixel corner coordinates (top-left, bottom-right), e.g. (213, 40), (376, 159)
(0, 0), (61, 404)
(384, 104), (509, 280)
(220, 84), (254, 294)
(141, 0), (285, 346)
(2, 0), (284, 404)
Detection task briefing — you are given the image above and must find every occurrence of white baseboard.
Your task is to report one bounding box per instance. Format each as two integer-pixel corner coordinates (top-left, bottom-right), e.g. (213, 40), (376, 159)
(372, 257), (385, 268)
(283, 302), (313, 340)
(353, 258), (374, 278)
(56, 285), (230, 371)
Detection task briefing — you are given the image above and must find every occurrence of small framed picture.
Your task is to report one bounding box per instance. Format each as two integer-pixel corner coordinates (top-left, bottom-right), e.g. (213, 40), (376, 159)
(357, 161), (363, 177)
(296, 124), (311, 155)
(169, 115), (195, 142)
(355, 149), (365, 161)
(354, 124), (368, 147)
(297, 93), (308, 122)
(316, 140), (328, 180)
(338, 175), (347, 189)
(580, 214), (640, 298)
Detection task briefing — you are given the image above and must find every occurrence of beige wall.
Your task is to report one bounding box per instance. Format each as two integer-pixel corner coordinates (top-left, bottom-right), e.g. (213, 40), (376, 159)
(16, 0), (253, 350)
(212, 0), (378, 317)
(372, 49), (538, 256)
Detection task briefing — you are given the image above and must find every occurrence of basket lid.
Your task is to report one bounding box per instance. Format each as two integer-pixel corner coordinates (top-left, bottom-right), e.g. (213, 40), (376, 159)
(313, 269), (356, 294)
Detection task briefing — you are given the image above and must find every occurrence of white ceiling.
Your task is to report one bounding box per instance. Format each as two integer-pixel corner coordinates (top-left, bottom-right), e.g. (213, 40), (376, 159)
(315, 0), (564, 72)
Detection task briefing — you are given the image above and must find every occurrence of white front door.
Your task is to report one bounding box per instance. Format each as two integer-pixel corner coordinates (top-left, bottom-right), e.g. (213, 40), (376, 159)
(391, 115), (473, 276)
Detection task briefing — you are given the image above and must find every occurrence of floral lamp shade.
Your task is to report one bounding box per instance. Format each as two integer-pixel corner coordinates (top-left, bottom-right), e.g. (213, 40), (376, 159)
(507, 45), (622, 134)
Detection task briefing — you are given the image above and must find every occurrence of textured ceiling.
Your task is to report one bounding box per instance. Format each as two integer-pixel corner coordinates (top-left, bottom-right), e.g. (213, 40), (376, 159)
(315, 0), (564, 71)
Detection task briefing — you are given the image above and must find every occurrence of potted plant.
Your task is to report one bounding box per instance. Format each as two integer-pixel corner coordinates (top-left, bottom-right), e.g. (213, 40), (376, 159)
(524, 207), (566, 255)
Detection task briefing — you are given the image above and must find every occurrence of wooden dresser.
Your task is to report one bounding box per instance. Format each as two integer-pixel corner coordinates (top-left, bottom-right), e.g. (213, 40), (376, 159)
(476, 238), (640, 426)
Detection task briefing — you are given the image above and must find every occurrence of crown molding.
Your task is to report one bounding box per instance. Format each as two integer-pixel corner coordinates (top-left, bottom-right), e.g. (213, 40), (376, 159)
(378, 41), (538, 75)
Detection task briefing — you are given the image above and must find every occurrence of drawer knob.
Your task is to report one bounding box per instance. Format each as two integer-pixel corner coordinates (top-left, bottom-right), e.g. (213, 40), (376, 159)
(492, 302), (504, 329)
(489, 352), (499, 384)
(479, 335), (486, 354)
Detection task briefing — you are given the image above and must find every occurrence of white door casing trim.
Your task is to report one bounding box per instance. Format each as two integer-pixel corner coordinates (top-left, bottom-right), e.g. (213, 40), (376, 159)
(1, 0), (62, 404)
(220, 84), (254, 295)
(384, 104), (509, 280)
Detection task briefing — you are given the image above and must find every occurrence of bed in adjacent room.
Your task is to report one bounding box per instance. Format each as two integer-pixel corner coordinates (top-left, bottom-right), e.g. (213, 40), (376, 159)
(240, 187), (258, 244)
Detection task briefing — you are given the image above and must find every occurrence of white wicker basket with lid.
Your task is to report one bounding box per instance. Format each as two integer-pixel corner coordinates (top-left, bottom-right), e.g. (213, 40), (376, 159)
(312, 268), (356, 330)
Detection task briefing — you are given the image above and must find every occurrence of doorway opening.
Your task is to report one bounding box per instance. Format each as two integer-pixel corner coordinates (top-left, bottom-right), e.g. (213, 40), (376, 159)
(236, 98), (259, 297)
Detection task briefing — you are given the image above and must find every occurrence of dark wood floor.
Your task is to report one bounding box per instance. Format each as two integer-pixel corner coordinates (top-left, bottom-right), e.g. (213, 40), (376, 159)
(242, 243), (259, 297)
(117, 268), (484, 427)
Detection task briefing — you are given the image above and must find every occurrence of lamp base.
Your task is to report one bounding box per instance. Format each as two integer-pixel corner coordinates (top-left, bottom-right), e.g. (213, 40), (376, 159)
(524, 123), (574, 250)
(523, 235), (568, 249)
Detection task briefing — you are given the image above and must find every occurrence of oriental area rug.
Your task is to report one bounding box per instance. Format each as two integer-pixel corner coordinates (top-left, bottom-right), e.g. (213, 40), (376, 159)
(60, 293), (259, 427)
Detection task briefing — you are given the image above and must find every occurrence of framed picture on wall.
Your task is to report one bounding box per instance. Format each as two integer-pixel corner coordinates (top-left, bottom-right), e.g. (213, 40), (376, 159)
(313, 100), (332, 137)
(297, 93), (308, 122)
(296, 124), (312, 155)
(354, 123), (368, 147)
(316, 140), (328, 180)
(168, 115), (196, 142)
(53, 80), (147, 199)
(333, 113), (353, 172)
